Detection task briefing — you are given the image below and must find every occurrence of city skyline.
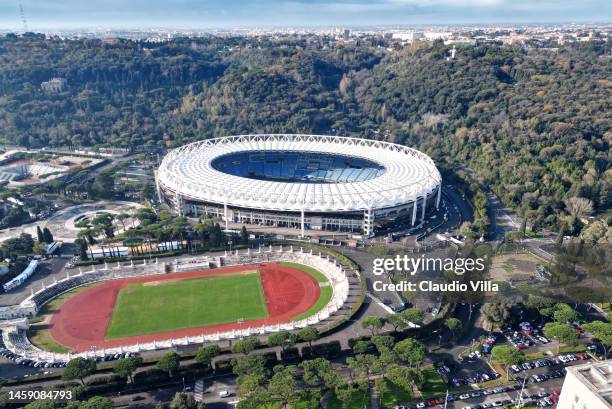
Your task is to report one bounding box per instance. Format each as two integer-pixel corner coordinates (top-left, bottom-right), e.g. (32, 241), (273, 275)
(0, 0), (610, 31)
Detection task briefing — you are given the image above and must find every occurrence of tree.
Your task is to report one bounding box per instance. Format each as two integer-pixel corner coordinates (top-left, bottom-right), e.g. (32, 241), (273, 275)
(566, 197), (594, 218)
(445, 318), (462, 340)
(36, 226), (44, 242)
(75, 238), (88, 260)
(42, 227), (54, 244)
(374, 377), (390, 405)
(386, 364), (414, 391)
(361, 316), (386, 335)
(240, 226), (249, 245)
(401, 307), (424, 325)
(232, 336), (260, 355)
(386, 313), (408, 332)
(544, 322), (580, 353)
(352, 340), (372, 355)
(114, 356), (143, 383)
(301, 358), (339, 389)
(80, 396), (114, 409)
(393, 338), (427, 370)
(334, 381), (360, 409)
(92, 171), (114, 199)
(554, 303), (580, 324)
(268, 330), (298, 359)
(232, 354), (268, 380)
(298, 327), (320, 350)
(170, 392), (203, 409)
(491, 345), (525, 380)
(195, 344), (221, 369)
(482, 303), (512, 331)
(62, 357), (96, 386)
(582, 321), (612, 359)
(141, 181), (155, 202)
(157, 352), (180, 378)
(268, 365), (299, 409)
(23, 401), (61, 409)
(371, 335), (395, 352)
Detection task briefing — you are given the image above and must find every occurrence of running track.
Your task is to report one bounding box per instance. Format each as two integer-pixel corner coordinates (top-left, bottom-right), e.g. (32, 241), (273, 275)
(48, 263), (320, 351)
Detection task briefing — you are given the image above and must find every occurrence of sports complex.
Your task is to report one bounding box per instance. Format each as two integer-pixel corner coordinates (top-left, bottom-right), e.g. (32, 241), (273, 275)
(155, 134), (442, 237)
(1, 246), (359, 359)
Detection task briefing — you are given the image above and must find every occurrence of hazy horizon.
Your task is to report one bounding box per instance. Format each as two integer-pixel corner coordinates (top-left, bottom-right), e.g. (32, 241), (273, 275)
(1, 0), (610, 31)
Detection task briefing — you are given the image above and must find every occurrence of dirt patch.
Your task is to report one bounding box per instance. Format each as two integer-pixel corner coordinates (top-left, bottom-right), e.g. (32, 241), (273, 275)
(490, 253), (541, 282)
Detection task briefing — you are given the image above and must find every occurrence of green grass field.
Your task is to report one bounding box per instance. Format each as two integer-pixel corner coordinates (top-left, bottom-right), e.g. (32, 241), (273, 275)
(279, 262), (333, 321)
(419, 368), (447, 399)
(379, 379), (412, 406)
(105, 271), (268, 339)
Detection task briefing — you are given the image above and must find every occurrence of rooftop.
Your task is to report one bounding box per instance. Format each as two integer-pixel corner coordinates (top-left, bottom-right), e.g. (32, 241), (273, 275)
(568, 361), (612, 406)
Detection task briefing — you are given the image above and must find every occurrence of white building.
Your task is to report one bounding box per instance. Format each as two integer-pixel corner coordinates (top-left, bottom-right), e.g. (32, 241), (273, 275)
(557, 360), (612, 409)
(392, 32), (424, 42)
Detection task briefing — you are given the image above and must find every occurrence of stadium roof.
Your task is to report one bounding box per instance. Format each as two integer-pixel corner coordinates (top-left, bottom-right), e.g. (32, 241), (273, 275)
(157, 134), (441, 212)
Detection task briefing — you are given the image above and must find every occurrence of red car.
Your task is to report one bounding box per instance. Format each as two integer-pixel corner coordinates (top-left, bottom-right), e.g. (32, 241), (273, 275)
(427, 399), (437, 407)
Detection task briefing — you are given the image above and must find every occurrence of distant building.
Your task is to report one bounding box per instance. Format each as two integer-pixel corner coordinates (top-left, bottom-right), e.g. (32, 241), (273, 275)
(424, 31), (453, 41)
(343, 29), (350, 41)
(392, 31), (424, 42)
(444, 39), (476, 46)
(557, 360), (612, 409)
(41, 77), (67, 93)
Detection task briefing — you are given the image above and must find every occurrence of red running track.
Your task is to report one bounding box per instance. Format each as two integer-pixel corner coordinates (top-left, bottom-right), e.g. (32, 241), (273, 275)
(48, 263), (320, 351)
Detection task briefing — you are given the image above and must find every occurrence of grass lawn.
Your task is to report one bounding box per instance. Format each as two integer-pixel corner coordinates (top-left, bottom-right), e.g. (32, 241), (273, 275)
(279, 262), (333, 321)
(105, 271), (268, 339)
(328, 388), (370, 409)
(29, 326), (70, 353)
(379, 379), (412, 406)
(419, 368), (447, 399)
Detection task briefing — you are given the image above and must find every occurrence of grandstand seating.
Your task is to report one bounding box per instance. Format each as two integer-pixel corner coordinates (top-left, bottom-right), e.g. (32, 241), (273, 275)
(212, 150), (384, 183)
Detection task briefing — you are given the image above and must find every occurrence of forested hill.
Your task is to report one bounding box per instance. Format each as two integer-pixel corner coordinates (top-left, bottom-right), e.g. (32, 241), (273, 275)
(0, 36), (610, 231)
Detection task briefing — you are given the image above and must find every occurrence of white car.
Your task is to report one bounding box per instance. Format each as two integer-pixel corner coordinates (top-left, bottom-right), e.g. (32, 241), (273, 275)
(219, 391), (231, 398)
(459, 394), (471, 400)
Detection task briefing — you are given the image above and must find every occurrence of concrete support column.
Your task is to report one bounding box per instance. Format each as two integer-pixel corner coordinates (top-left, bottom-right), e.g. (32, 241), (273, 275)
(174, 188), (183, 216)
(223, 201), (229, 232)
(300, 208), (305, 238)
(363, 208), (374, 237)
(154, 171), (163, 204)
(436, 185), (442, 209)
(411, 199), (418, 226)
(421, 193), (427, 222)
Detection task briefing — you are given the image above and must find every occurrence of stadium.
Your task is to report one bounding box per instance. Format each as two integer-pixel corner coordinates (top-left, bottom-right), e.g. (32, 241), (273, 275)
(155, 134), (442, 237)
(1, 246), (360, 360)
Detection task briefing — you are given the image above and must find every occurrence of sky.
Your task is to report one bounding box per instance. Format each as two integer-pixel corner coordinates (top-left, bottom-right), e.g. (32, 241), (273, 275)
(0, 0), (610, 30)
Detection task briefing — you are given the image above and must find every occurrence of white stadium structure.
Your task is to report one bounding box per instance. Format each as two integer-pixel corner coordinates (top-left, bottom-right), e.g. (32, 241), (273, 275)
(156, 134), (442, 237)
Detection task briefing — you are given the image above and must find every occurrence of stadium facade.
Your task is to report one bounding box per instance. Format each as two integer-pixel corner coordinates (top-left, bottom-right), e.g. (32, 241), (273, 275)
(155, 134), (442, 237)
